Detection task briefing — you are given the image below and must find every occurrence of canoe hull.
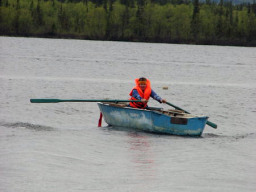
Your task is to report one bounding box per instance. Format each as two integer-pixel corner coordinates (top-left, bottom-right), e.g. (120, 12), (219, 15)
(97, 103), (208, 136)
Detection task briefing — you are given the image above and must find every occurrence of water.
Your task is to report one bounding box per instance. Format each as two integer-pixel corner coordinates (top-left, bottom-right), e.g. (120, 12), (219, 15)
(0, 37), (256, 192)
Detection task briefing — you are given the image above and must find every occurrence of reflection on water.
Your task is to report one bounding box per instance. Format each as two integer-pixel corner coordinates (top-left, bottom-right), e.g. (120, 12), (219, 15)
(128, 132), (156, 191)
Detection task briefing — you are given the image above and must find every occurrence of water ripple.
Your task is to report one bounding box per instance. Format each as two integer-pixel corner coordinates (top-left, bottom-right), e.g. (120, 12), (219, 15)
(0, 122), (55, 131)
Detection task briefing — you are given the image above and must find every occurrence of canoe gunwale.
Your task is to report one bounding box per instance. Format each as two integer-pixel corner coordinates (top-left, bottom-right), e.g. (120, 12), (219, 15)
(101, 102), (199, 119)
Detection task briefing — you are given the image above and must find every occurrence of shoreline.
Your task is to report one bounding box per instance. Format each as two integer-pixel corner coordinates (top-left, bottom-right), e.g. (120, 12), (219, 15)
(1, 34), (255, 47)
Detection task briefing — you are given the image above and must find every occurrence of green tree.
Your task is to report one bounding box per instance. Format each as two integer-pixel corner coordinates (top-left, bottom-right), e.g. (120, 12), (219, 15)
(134, 0), (146, 39)
(86, 6), (107, 39)
(191, 0), (200, 41)
(0, 6), (16, 33)
(58, 3), (71, 32)
(200, 4), (217, 42)
(18, 8), (33, 34)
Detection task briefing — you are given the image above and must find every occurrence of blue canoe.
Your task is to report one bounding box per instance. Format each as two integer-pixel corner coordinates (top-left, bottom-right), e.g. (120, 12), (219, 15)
(97, 102), (208, 136)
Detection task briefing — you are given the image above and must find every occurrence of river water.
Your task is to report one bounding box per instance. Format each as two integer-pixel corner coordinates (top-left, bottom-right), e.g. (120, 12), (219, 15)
(0, 37), (256, 192)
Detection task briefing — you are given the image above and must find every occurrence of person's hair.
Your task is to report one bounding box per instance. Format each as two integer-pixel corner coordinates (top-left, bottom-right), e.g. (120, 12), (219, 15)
(139, 77), (147, 81)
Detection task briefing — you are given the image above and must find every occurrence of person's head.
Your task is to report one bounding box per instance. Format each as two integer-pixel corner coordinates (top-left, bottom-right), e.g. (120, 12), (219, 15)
(138, 77), (147, 91)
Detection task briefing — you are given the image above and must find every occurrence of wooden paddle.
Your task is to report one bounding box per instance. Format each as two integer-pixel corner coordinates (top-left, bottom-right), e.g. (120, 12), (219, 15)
(30, 99), (143, 103)
(165, 101), (217, 129)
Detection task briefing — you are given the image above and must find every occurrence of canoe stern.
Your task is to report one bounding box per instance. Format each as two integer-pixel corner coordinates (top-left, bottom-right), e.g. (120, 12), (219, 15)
(152, 112), (208, 136)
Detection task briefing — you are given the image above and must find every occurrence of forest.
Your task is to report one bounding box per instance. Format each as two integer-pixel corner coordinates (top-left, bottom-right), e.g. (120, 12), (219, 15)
(1, 0), (256, 46)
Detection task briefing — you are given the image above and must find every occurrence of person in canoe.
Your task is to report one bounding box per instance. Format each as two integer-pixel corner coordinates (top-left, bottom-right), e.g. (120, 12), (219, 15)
(129, 77), (167, 109)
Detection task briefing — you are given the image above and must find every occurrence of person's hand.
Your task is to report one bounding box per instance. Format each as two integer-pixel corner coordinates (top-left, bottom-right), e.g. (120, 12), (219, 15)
(161, 99), (167, 103)
(141, 99), (148, 103)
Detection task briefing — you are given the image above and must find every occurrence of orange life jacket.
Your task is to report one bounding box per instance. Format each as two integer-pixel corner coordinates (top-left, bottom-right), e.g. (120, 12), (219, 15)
(129, 79), (152, 108)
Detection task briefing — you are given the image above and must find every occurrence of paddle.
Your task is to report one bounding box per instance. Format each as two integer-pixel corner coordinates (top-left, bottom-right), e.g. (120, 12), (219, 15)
(98, 112), (103, 127)
(30, 99), (143, 103)
(165, 101), (217, 129)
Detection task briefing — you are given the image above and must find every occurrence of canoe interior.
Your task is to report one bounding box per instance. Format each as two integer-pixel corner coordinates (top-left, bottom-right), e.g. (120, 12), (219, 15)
(104, 102), (194, 118)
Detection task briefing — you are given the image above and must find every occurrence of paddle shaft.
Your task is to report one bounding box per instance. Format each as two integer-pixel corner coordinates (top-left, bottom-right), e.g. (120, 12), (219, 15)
(30, 99), (143, 103)
(165, 102), (217, 129)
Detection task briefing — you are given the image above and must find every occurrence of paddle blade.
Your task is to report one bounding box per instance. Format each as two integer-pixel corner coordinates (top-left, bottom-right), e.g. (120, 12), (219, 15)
(98, 112), (103, 127)
(30, 99), (61, 103)
(206, 121), (217, 129)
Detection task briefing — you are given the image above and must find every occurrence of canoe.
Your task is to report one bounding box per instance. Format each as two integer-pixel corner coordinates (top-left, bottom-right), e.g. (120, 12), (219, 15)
(97, 102), (208, 136)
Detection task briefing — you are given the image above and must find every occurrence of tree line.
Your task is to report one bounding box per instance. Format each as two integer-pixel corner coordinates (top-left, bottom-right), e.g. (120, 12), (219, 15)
(1, 0), (256, 46)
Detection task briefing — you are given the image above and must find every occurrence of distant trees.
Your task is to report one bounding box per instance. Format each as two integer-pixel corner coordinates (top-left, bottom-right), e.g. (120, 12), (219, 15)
(191, 0), (200, 41)
(0, 0), (255, 46)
